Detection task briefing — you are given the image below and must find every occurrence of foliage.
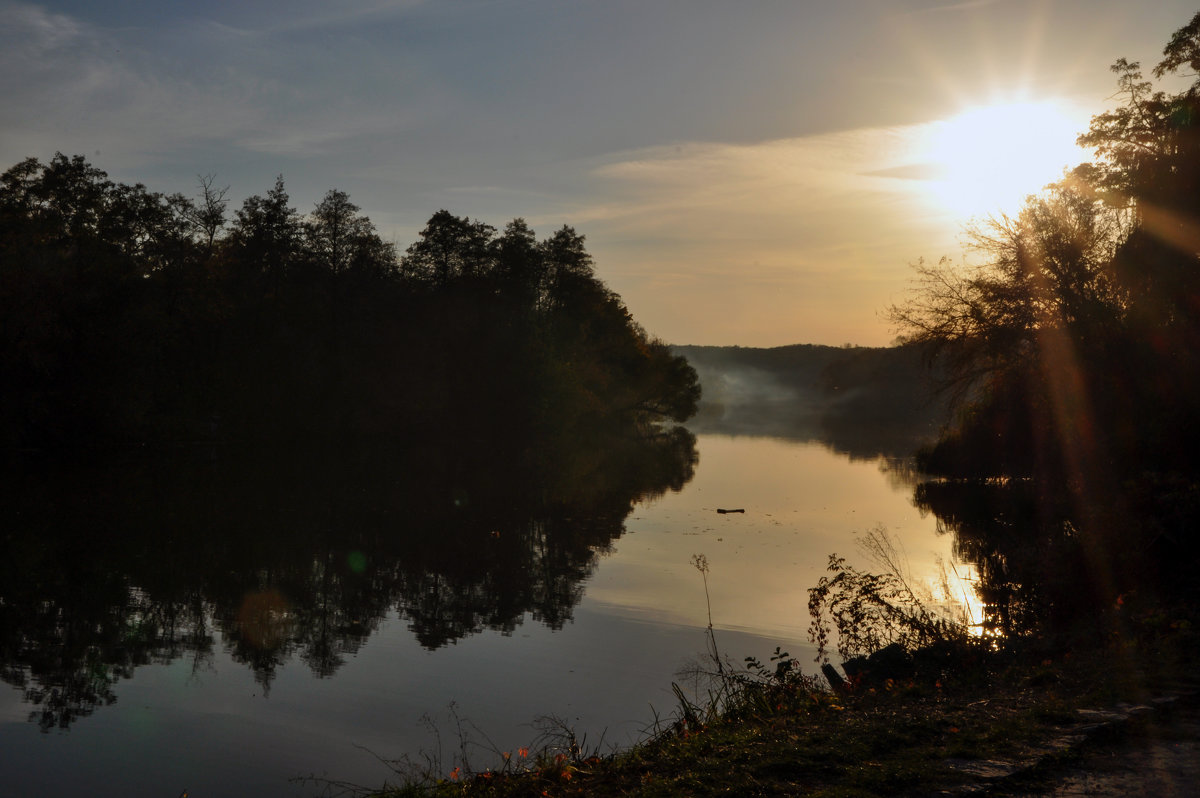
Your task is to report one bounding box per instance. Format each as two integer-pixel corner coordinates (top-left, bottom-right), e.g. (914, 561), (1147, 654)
(888, 185), (1138, 481)
(891, 185), (1129, 395)
(808, 526), (968, 663)
(666, 556), (841, 741)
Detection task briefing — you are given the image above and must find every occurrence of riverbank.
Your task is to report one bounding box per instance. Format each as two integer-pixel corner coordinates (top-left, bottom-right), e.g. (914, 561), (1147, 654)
(361, 604), (1199, 796)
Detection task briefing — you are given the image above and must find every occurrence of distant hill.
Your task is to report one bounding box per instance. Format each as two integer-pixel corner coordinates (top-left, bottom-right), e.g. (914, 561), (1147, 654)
(671, 343), (951, 460)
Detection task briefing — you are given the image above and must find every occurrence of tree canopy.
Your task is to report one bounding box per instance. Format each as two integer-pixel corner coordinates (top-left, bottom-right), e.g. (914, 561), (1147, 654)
(889, 11), (1200, 483)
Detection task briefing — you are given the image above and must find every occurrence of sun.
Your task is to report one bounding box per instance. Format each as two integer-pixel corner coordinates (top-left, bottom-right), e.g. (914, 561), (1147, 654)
(920, 100), (1090, 219)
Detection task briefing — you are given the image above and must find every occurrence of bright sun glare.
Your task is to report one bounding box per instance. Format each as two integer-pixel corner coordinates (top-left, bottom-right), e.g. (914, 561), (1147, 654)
(921, 100), (1089, 219)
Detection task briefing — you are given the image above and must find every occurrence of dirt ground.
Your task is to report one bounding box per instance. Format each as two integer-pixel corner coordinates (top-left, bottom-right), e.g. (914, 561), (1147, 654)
(1002, 694), (1200, 797)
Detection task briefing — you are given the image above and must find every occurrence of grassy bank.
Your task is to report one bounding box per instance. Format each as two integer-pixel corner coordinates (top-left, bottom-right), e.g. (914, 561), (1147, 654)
(351, 597), (1198, 797)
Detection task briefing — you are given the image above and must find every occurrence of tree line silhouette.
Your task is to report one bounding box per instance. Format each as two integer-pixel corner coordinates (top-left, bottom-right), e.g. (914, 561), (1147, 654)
(0, 157), (699, 448)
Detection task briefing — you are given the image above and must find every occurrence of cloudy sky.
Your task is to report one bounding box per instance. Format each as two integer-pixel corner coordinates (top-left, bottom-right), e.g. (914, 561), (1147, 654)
(2, 1), (1195, 345)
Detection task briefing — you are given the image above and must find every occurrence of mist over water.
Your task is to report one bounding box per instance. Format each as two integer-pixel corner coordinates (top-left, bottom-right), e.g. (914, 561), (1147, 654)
(674, 344), (949, 459)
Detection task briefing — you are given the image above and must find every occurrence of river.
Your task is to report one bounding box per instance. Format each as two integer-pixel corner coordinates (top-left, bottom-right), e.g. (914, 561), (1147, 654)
(0, 430), (974, 797)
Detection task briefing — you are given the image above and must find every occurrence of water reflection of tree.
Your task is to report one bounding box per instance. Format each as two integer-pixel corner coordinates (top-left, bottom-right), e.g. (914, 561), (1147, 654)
(0, 427), (696, 729)
(914, 480), (1097, 637)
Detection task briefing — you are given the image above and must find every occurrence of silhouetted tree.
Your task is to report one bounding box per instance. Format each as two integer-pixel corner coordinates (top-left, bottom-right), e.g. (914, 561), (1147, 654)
(229, 176), (302, 280)
(400, 209), (495, 285)
(304, 188), (395, 277)
(540, 224), (596, 310)
(492, 217), (546, 311)
(890, 184), (1128, 405)
(184, 173), (229, 255)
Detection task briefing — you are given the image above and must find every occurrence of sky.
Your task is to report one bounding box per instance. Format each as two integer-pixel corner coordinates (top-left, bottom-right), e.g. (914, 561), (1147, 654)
(1, 0), (1196, 346)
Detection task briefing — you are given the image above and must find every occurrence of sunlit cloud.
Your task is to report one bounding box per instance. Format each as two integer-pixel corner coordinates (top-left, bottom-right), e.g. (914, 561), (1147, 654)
(568, 95), (1094, 345)
(592, 129), (961, 254)
(567, 126), (972, 344)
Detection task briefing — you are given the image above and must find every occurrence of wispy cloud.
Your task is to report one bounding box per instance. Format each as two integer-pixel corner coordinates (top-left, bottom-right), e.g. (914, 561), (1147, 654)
(1, 2), (82, 52)
(222, 0), (426, 37)
(578, 125), (953, 262)
(565, 125), (967, 345)
(907, 0), (1004, 15)
(0, 0), (448, 173)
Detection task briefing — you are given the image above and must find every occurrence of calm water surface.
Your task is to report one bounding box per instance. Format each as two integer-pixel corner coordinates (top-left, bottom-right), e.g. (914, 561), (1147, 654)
(0, 433), (972, 797)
